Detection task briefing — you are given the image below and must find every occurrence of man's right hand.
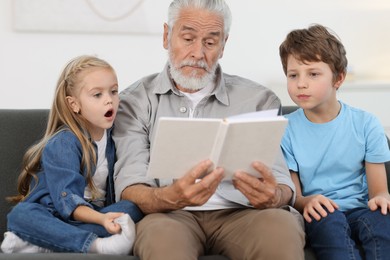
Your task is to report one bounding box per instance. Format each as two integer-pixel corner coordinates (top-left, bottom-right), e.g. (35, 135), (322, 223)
(121, 160), (224, 214)
(160, 159), (225, 209)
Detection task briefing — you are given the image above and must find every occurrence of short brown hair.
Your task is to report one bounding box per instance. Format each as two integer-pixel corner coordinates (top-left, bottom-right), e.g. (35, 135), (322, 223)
(279, 24), (348, 81)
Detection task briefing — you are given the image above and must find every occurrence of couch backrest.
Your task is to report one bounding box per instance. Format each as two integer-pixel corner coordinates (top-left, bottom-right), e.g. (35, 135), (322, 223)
(0, 109), (49, 240)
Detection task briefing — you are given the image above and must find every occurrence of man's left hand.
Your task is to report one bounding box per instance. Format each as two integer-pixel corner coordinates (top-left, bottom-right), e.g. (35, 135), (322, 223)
(232, 161), (284, 209)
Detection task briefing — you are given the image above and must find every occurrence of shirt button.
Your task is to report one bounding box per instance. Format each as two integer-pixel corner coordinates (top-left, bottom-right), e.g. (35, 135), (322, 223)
(179, 107), (187, 113)
(61, 192), (67, 197)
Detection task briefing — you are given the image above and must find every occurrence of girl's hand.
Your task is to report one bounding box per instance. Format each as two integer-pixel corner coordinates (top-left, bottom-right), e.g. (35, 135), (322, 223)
(72, 205), (126, 234)
(368, 193), (390, 215)
(301, 194), (339, 223)
(102, 212), (125, 234)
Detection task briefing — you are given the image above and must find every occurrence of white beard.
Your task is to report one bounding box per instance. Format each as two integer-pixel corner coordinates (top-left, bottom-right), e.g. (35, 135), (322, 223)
(168, 50), (218, 91)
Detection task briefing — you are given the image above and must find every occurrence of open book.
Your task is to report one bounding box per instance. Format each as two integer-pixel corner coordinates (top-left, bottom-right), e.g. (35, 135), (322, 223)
(147, 109), (288, 179)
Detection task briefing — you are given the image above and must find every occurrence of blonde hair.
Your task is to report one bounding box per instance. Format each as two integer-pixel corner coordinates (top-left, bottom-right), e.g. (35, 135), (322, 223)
(10, 55), (114, 203)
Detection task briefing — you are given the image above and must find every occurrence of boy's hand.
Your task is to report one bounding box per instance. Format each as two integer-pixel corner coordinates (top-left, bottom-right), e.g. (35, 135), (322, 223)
(368, 193), (390, 215)
(301, 194), (338, 223)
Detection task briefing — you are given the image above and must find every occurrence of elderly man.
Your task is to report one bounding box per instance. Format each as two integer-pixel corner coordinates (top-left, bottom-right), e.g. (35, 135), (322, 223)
(113, 0), (305, 259)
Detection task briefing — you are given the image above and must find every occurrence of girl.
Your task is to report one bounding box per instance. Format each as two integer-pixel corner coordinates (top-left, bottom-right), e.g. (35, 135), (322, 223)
(1, 55), (143, 254)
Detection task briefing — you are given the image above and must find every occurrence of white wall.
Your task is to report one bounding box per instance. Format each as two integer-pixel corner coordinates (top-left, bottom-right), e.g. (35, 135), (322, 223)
(1, 0), (389, 134)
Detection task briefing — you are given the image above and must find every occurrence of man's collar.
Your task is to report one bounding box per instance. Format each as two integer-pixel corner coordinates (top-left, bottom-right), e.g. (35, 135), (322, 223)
(153, 63), (176, 95)
(211, 65), (229, 106)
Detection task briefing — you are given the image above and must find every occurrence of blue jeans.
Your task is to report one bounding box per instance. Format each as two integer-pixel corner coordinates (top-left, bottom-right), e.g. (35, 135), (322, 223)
(7, 200), (143, 253)
(305, 208), (390, 260)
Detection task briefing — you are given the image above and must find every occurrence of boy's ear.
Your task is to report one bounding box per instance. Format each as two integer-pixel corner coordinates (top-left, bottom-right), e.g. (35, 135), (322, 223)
(66, 96), (80, 113)
(334, 72), (346, 89)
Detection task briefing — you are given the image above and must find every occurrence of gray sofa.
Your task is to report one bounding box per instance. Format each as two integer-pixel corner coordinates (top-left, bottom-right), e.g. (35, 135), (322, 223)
(1, 108), (389, 259)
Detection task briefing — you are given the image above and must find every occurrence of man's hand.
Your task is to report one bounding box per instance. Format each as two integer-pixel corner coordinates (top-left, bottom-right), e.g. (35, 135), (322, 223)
(121, 160), (224, 214)
(232, 161), (290, 209)
(157, 159), (225, 209)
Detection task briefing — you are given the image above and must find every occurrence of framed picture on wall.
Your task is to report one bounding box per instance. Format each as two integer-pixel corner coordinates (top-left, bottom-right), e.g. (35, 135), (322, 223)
(13, 0), (171, 34)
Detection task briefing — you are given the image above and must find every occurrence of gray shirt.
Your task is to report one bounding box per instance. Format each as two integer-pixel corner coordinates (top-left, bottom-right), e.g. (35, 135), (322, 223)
(113, 64), (295, 207)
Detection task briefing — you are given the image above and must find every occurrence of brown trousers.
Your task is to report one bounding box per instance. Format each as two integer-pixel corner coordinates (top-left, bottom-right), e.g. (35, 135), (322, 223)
(134, 208), (305, 260)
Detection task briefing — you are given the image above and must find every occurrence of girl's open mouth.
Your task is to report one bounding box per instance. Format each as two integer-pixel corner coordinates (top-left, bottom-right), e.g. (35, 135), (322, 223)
(104, 110), (113, 117)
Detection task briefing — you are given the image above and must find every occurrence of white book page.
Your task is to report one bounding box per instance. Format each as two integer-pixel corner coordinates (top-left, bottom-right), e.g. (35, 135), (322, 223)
(147, 117), (221, 179)
(227, 109), (279, 121)
(146, 109), (288, 179)
(216, 119), (288, 178)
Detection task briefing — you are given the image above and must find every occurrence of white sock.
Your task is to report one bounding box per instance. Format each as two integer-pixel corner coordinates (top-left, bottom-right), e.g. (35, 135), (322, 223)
(1, 231), (52, 253)
(90, 214), (135, 255)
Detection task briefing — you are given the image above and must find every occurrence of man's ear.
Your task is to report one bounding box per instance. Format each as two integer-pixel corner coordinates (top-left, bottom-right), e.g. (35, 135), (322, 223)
(163, 23), (169, 50)
(66, 96), (80, 113)
(219, 35), (229, 59)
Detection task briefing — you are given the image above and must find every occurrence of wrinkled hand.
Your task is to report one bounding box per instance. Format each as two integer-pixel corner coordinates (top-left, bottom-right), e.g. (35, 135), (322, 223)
(165, 160), (224, 209)
(232, 161), (280, 209)
(300, 195), (338, 223)
(368, 193), (390, 215)
(102, 212), (125, 234)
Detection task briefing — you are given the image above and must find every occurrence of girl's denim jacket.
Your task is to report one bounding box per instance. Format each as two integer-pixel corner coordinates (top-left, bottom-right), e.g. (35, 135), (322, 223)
(23, 127), (116, 222)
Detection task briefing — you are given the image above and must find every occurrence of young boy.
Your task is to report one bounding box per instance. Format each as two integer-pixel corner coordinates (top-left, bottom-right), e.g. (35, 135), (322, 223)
(279, 24), (390, 260)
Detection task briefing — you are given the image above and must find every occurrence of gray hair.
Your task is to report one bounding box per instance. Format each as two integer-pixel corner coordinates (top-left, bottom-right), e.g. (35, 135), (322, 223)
(167, 0), (232, 36)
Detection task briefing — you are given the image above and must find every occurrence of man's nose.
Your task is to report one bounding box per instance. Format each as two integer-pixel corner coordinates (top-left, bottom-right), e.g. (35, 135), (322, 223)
(190, 40), (205, 60)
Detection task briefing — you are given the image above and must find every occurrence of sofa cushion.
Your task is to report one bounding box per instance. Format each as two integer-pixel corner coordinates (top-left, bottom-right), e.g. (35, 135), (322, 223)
(0, 109), (49, 240)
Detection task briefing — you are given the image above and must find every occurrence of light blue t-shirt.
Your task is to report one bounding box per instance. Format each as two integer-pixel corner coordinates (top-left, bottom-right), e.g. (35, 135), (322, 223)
(281, 101), (390, 211)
